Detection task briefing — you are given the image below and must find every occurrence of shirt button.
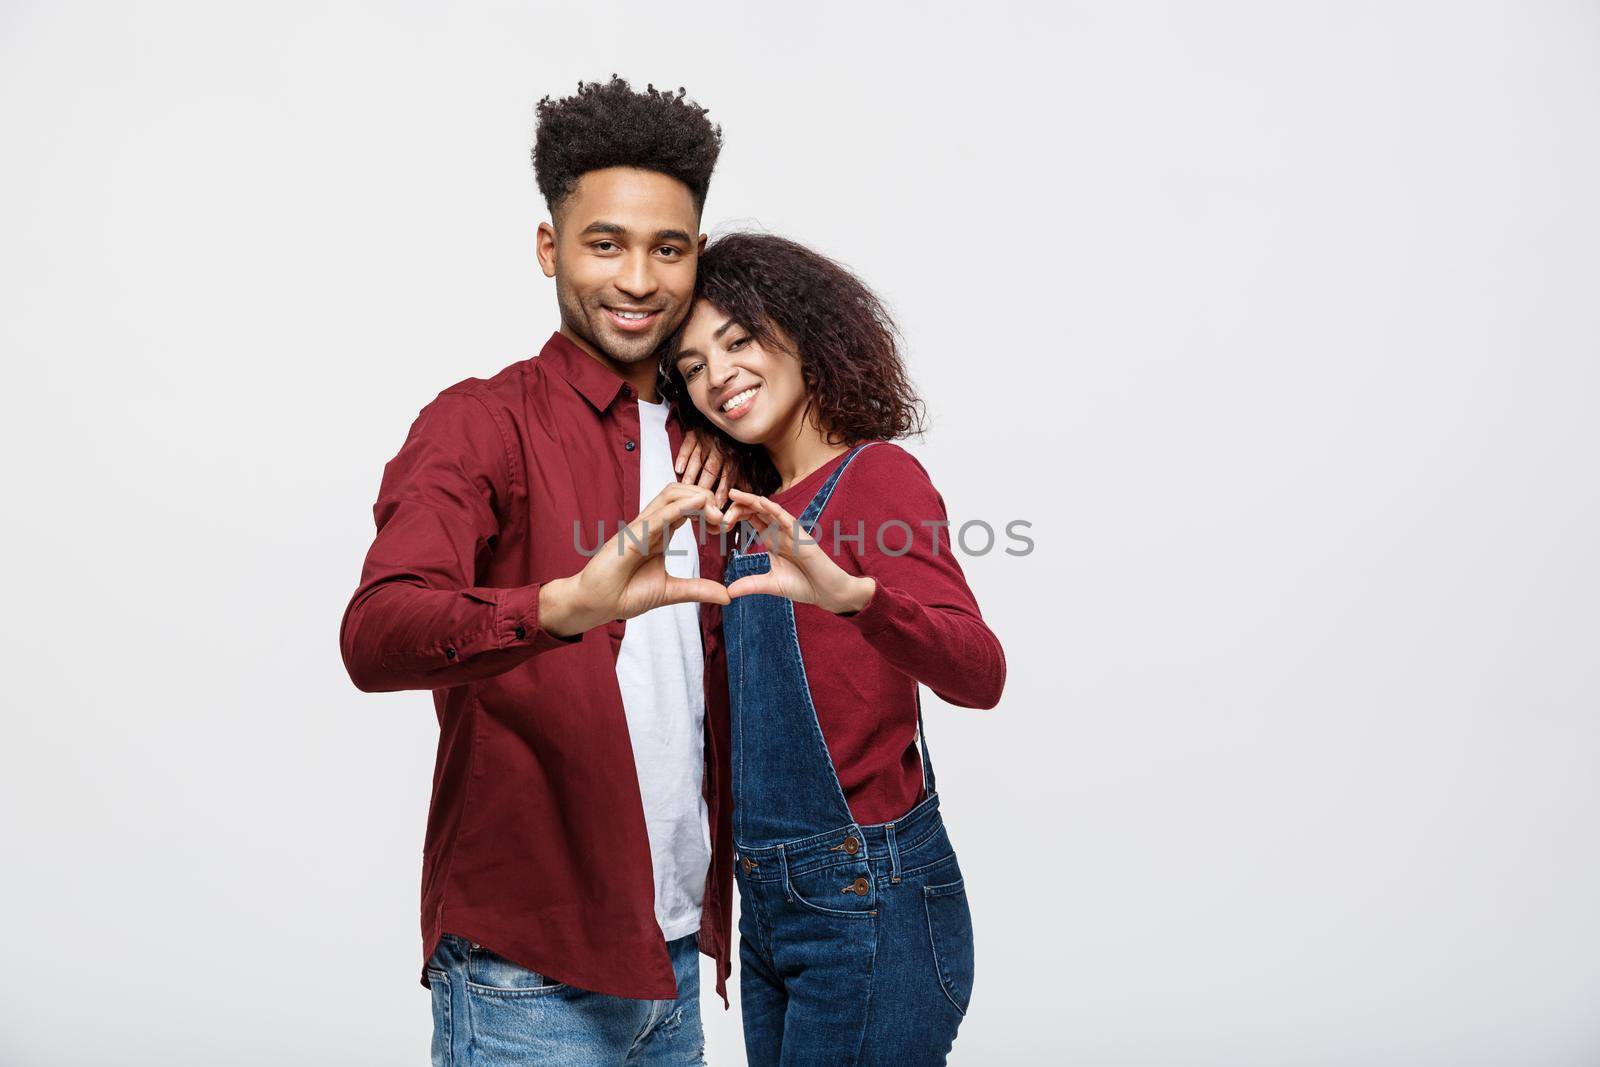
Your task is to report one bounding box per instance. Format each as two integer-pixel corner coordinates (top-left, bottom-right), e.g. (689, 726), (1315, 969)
(514, 625), (526, 640)
(624, 439), (636, 452)
(444, 647), (457, 661)
(621, 383), (633, 397)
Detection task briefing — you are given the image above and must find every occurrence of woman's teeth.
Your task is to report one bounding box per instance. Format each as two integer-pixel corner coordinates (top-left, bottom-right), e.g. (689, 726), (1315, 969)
(721, 386), (759, 413)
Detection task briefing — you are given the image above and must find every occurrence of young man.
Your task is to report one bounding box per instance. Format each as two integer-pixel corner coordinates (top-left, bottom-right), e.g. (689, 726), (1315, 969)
(339, 78), (733, 1065)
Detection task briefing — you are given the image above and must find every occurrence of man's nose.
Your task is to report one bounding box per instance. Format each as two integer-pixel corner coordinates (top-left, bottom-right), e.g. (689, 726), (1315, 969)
(613, 250), (658, 301)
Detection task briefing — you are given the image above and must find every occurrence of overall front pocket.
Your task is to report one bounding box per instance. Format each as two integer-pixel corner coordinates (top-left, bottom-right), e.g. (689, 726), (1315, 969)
(783, 856), (879, 919)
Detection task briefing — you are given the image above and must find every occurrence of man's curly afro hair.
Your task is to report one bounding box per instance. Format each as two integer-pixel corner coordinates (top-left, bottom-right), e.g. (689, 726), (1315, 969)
(533, 75), (722, 216)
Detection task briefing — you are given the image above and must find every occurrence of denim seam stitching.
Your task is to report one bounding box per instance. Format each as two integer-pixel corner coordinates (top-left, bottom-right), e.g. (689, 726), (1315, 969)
(923, 880), (970, 1016)
(895, 814), (946, 854)
(899, 851), (959, 879)
(851, 909), (882, 1064)
(778, 594), (859, 827)
(463, 979), (566, 999)
(427, 968), (454, 1067)
(780, 847), (876, 920)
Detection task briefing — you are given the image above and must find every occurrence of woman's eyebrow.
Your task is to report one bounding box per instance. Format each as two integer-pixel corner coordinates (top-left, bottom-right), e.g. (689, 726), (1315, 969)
(676, 320), (737, 364)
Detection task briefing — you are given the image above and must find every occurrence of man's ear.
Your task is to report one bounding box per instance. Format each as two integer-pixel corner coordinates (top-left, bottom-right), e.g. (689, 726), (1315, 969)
(697, 232), (708, 256)
(535, 220), (558, 279)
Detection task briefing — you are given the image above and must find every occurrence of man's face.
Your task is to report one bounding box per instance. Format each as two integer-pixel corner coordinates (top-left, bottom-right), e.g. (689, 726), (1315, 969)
(537, 167), (704, 366)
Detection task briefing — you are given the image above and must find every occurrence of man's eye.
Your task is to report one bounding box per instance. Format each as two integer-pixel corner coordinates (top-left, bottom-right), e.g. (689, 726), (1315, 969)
(656, 246), (681, 258)
(594, 241), (619, 252)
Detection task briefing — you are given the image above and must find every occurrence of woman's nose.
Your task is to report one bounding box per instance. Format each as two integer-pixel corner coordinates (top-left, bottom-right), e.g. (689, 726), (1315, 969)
(708, 355), (738, 388)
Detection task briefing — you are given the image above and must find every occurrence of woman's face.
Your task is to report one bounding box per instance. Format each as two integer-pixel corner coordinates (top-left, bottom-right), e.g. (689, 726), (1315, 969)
(672, 299), (809, 447)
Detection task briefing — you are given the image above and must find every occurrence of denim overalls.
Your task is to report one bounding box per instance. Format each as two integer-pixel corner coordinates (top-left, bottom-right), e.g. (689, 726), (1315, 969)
(724, 443), (975, 1066)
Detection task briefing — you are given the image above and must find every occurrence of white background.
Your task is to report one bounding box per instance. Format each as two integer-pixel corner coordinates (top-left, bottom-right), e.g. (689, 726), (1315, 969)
(3, 2), (1598, 1064)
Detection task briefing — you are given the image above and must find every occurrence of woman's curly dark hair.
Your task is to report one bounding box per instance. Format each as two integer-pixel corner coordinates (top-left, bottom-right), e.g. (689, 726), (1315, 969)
(660, 232), (926, 494)
(533, 76), (722, 214)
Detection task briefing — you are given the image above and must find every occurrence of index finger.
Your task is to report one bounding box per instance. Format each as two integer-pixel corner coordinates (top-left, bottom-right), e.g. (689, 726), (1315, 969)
(693, 447), (724, 492)
(675, 432), (698, 476)
(728, 489), (808, 554)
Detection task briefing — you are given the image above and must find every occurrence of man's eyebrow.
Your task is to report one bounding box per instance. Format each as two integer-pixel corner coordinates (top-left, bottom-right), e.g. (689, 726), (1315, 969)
(575, 222), (694, 243)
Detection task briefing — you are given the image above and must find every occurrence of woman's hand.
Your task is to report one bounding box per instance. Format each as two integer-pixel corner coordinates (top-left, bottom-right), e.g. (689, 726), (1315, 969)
(539, 483), (732, 636)
(723, 488), (876, 614)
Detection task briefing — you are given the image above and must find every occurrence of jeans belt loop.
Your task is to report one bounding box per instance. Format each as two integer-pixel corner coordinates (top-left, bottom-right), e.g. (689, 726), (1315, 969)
(886, 820), (902, 884)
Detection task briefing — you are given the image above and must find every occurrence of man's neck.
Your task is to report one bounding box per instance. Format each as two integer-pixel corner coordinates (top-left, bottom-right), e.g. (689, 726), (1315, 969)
(559, 324), (660, 403)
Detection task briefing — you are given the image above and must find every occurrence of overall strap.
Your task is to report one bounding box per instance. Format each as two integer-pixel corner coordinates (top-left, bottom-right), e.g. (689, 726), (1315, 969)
(802, 441), (939, 799)
(797, 442), (880, 535)
(914, 689), (937, 796)
(730, 443), (880, 558)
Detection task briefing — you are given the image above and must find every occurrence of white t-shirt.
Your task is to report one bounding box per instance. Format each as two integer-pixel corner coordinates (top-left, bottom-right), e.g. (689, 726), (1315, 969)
(614, 397), (712, 941)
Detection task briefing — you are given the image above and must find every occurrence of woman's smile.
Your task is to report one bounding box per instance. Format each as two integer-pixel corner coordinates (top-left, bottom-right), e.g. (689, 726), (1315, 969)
(718, 384), (761, 420)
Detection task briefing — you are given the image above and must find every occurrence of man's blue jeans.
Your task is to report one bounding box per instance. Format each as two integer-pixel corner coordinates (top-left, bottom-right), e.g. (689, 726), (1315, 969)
(425, 932), (705, 1066)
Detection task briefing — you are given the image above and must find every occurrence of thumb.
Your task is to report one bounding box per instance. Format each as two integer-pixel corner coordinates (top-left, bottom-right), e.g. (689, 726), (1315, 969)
(661, 576), (732, 607)
(726, 573), (784, 599)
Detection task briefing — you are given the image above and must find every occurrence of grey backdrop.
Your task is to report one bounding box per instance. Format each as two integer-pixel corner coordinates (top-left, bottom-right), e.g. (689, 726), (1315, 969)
(2, 2), (1597, 1064)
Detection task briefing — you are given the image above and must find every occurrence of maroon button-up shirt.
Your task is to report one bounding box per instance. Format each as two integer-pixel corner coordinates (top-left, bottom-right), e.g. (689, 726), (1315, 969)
(339, 331), (732, 1003)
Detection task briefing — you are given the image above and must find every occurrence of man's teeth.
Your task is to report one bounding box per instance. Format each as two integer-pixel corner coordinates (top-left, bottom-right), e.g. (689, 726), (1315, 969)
(612, 309), (651, 320)
(721, 387), (759, 412)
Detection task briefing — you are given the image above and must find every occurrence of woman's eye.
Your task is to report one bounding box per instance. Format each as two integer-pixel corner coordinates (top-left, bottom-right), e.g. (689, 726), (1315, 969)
(683, 363), (703, 381)
(728, 336), (749, 351)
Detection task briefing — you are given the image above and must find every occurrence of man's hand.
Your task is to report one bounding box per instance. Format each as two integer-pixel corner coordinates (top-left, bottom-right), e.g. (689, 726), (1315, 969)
(538, 483), (732, 637)
(675, 428), (731, 507)
(722, 488), (876, 615)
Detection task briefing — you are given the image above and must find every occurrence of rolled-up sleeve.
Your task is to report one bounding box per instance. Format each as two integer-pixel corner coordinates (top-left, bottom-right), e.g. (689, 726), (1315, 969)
(339, 390), (579, 693)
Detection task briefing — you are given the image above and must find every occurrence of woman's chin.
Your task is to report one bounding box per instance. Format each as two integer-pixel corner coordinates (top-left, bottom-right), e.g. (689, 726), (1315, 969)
(711, 417), (765, 447)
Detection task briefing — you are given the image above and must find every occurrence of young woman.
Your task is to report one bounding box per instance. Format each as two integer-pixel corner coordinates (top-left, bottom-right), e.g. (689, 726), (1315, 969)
(662, 233), (1006, 1066)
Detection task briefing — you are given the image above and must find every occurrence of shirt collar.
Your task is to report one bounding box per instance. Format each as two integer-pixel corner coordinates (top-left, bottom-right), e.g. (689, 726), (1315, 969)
(538, 330), (683, 436)
(539, 330), (630, 413)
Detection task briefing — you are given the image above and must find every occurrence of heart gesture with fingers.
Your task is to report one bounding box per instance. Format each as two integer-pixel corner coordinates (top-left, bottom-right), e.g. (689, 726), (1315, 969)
(543, 482), (735, 637)
(724, 488), (877, 615)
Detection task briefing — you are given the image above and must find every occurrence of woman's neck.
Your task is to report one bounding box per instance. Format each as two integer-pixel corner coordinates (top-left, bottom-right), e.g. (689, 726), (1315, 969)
(767, 414), (850, 495)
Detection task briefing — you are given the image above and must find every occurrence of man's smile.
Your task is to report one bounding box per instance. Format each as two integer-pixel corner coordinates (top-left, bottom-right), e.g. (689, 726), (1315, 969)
(602, 305), (663, 332)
